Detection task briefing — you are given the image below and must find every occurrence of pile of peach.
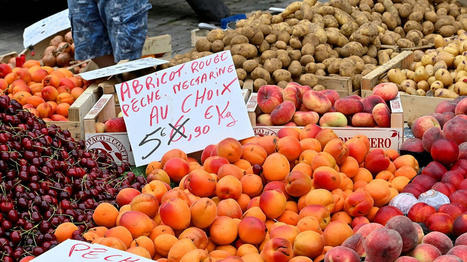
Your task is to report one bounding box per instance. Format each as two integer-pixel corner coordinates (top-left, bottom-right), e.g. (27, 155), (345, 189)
(256, 82), (398, 128)
(53, 125), (420, 261)
(0, 61), (87, 121)
(328, 215), (467, 262)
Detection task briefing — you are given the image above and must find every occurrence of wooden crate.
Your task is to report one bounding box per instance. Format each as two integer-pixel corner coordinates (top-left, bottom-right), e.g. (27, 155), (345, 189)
(142, 34), (172, 60)
(0, 52), (17, 63)
(20, 33), (172, 67)
(46, 83), (102, 140)
(361, 50), (455, 124)
(361, 51), (414, 91)
(316, 75), (358, 97)
(21, 29), (70, 60)
(191, 29), (209, 47)
(84, 94), (134, 164)
(247, 92), (405, 151)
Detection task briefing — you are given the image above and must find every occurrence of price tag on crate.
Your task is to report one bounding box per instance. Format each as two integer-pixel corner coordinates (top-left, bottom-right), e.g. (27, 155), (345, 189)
(23, 9), (71, 48)
(79, 57), (168, 81)
(115, 51), (254, 166)
(31, 239), (153, 262)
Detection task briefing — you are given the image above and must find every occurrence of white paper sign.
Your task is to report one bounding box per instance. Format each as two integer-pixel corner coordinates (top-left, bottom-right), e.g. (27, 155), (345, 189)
(115, 51), (254, 166)
(32, 239), (153, 262)
(79, 57), (168, 81)
(23, 9), (71, 48)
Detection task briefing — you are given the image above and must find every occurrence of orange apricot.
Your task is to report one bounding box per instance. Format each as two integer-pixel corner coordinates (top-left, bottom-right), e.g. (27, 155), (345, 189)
(242, 143), (268, 165)
(277, 136), (301, 161)
(262, 153), (290, 181)
(241, 174), (263, 197)
(93, 203), (119, 228)
(104, 226), (133, 248)
(54, 222), (78, 243)
(210, 216), (239, 245)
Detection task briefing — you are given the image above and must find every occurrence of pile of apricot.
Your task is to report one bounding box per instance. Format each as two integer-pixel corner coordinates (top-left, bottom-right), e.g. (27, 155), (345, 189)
(53, 125), (419, 261)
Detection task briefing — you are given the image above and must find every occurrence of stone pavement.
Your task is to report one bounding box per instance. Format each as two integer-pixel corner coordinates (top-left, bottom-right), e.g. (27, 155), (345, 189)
(0, 0), (293, 57)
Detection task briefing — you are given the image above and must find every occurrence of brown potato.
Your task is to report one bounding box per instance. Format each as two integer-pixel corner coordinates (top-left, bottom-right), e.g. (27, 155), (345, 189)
(236, 68), (247, 80)
(206, 29), (225, 42)
(265, 34), (277, 44)
(299, 73), (319, 86)
(195, 38), (211, 52)
(289, 50), (301, 61)
(273, 69), (292, 82)
(305, 62), (317, 73)
(289, 37), (302, 49)
(230, 35), (249, 45)
(231, 44), (258, 58)
(251, 67), (271, 82)
(253, 79), (268, 91)
(288, 61), (303, 77)
(243, 60), (259, 73)
(211, 40), (224, 52)
(382, 12), (397, 30)
(275, 41), (288, 49)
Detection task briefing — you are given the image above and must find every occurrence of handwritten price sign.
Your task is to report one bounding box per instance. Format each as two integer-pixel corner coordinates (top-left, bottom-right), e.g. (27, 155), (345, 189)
(32, 239), (153, 262)
(115, 51), (254, 166)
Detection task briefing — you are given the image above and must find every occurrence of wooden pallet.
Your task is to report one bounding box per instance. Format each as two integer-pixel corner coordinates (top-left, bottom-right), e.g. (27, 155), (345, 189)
(360, 50), (454, 124)
(46, 83), (102, 140)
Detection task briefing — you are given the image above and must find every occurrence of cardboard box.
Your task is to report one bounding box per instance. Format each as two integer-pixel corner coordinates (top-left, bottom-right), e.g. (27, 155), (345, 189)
(247, 93), (404, 151)
(83, 94), (134, 165)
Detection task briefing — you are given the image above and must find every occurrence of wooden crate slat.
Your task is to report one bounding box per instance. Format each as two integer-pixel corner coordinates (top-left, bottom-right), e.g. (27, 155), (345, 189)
(142, 34), (172, 58)
(0, 52), (17, 63)
(191, 29), (209, 47)
(84, 94), (116, 134)
(316, 75), (353, 97)
(400, 94), (452, 124)
(361, 51), (413, 91)
(46, 121), (81, 140)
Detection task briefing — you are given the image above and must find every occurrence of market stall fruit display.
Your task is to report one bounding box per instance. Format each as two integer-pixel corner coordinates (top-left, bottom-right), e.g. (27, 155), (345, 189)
(255, 82), (397, 127)
(0, 62), (87, 121)
(45, 127), (430, 261)
(0, 96), (146, 261)
(167, 0), (466, 91)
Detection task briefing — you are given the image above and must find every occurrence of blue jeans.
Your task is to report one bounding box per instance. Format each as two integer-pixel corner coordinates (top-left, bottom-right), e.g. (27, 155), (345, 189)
(67, 0), (152, 62)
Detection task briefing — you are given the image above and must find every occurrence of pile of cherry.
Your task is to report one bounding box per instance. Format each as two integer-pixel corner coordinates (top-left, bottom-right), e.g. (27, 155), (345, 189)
(0, 95), (145, 262)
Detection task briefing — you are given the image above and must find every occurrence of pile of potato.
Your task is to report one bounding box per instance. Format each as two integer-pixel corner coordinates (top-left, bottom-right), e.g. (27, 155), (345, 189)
(165, 0), (466, 91)
(387, 32), (467, 98)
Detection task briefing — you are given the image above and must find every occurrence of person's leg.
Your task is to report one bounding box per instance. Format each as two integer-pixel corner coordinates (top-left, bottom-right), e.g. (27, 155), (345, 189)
(99, 0), (152, 63)
(67, 0), (113, 62)
(185, 0), (231, 22)
(92, 54), (116, 68)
